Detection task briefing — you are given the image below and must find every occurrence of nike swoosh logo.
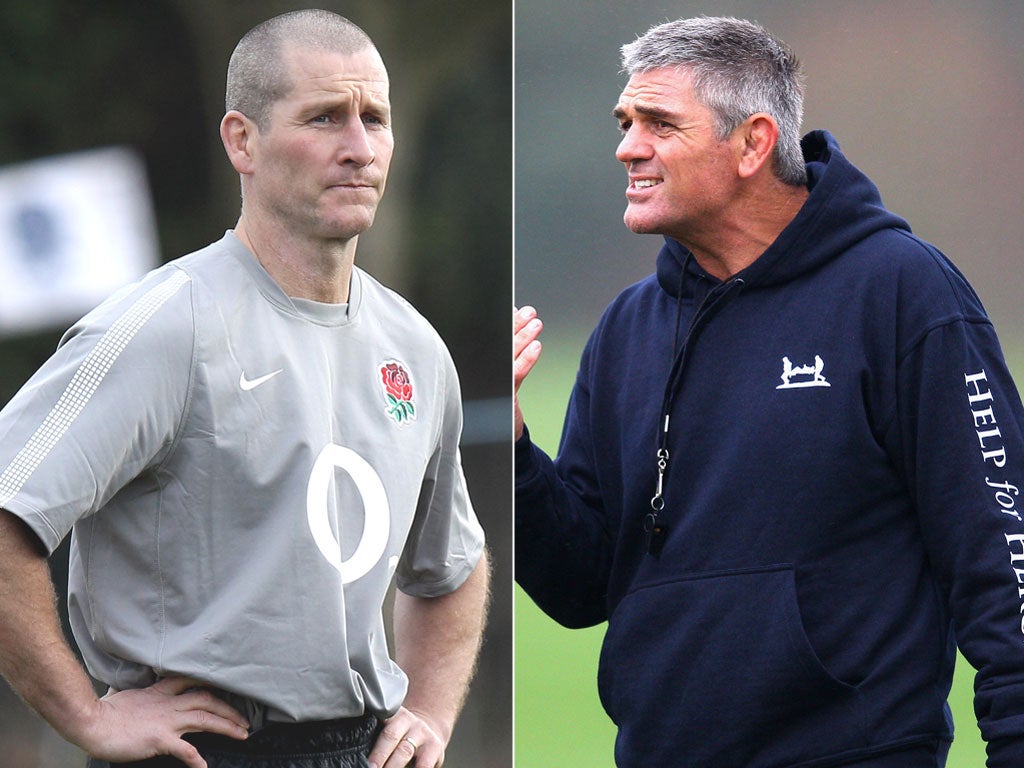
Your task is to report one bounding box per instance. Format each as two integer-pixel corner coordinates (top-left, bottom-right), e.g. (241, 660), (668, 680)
(239, 369), (283, 391)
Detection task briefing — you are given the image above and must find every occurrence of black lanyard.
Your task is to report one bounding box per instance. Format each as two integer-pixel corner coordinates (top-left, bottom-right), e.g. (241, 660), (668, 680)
(644, 269), (744, 556)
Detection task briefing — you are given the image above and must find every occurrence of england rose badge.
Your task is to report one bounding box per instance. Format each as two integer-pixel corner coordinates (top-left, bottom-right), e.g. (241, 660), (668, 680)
(380, 360), (416, 424)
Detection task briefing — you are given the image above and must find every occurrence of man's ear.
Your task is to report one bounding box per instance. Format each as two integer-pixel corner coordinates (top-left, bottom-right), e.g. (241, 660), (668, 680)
(220, 110), (257, 175)
(735, 113), (779, 180)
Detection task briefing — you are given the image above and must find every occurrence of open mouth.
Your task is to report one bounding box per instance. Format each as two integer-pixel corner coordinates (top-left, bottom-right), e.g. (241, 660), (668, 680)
(630, 178), (663, 189)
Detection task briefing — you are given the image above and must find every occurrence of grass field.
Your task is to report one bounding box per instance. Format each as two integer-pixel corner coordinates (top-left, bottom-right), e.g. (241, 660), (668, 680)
(512, 332), (1015, 767)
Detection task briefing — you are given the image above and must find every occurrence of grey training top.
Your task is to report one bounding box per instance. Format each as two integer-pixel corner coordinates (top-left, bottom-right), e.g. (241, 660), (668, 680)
(0, 232), (484, 722)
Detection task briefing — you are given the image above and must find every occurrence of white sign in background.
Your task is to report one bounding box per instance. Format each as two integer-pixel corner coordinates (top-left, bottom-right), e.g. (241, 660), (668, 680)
(0, 147), (159, 334)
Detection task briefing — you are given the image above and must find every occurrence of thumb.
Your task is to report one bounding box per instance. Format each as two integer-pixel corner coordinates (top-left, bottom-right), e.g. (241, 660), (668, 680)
(150, 676), (207, 695)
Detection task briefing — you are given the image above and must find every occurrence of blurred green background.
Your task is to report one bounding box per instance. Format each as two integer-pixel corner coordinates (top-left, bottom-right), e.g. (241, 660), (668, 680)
(514, 0), (1024, 765)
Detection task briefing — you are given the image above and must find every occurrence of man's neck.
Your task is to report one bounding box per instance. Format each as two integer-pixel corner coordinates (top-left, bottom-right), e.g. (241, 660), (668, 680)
(233, 214), (356, 304)
(684, 182), (809, 281)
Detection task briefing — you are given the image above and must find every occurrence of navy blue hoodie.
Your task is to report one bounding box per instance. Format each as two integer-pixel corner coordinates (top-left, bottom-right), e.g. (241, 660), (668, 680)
(515, 131), (1024, 767)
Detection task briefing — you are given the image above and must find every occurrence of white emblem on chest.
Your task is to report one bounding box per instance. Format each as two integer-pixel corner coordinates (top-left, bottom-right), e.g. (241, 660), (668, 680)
(776, 355), (831, 389)
(306, 444), (390, 584)
(239, 368), (283, 391)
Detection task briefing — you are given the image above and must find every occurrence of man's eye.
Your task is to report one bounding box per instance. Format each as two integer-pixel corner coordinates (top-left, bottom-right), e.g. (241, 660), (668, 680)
(363, 114), (387, 127)
(310, 114), (331, 124)
(617, 120), (632, 134)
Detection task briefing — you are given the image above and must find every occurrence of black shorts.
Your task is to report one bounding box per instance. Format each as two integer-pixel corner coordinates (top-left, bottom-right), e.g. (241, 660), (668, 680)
(87, 714), (382, 768)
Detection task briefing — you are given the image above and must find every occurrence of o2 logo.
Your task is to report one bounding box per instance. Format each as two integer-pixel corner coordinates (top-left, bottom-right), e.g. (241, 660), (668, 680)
(306, 444), (390, 584)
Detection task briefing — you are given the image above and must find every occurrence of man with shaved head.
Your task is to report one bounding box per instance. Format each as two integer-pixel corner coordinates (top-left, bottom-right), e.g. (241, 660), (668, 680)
(0, 10), (488, 768)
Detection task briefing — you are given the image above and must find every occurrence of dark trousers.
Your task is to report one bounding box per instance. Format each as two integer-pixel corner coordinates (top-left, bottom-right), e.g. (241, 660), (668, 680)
(87, 714), (382, 768)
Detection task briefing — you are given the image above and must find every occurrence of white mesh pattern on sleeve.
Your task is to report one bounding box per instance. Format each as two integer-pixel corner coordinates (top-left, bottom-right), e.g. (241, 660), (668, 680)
(0, 270), (191, 509)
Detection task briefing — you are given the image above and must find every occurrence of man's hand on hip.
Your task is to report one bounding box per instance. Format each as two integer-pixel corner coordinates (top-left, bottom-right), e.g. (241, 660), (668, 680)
(78, 676), (249, 768)
(368, 705), (445, 768)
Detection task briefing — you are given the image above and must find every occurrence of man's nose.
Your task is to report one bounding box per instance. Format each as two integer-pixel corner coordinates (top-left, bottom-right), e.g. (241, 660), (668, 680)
(338, 118), (376, 166)
(615, 125), (652, 165)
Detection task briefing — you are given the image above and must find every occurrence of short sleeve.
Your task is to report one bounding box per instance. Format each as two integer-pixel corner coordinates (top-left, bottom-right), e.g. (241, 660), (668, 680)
(0, 268), (194, 553)
(395, 344), (484, 597)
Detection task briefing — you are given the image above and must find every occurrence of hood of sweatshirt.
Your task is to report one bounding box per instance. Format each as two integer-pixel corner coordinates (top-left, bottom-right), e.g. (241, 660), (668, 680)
(656, 130), (912, 297)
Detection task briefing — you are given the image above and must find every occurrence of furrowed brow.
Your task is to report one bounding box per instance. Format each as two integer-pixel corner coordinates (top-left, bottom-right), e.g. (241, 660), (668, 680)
(613, 102), (676, 123)
(365, 97), (391, 117)
(633, 103), (676, 122)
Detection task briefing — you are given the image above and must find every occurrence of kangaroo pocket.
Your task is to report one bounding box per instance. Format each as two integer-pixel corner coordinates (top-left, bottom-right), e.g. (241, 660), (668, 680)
(597, 565), (866, 768)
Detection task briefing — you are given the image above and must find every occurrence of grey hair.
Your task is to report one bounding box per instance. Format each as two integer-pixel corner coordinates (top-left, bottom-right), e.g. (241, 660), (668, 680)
(621, 16), (806, 186)
(226, 9), (375, 128)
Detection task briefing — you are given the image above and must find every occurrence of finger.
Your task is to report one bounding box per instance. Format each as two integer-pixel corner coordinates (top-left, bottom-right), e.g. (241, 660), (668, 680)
(514, 330), (542, 439)
(176, 707), (250, 741)
(513, 307), (542, 353)
(514, 340), (542, 390)
(514, 320), (542, 365)
(412, 742), (444, 768)
(176, 689), (250, 729)
(166, 739), (208, 768)
(368, 720), (406, 768)
(513, 305), (536, 334)
(384, 707), (445, 768)
(369, 708), (426, 768)
(514, 322), (542, 361)
(514, 312), (543, 357)
(144, 678), (250, 731)
(381, 735), (417, 768)
(152, 675), (207, 695)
